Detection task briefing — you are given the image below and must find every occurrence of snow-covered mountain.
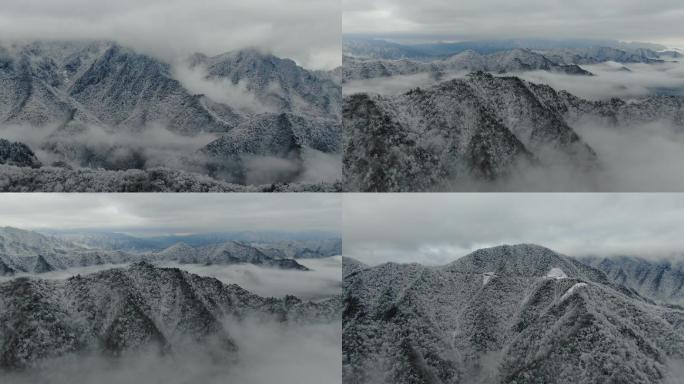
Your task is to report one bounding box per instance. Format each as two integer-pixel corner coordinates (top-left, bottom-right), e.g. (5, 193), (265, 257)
(0, 227), (332, 274)
(151, 241), (310, 270)
(0, 163), (342, 192)
(343, 244), (684, 383)
(344, 71), (684, 191)
(0, 227), (136, 275)
(0, 262), (341, 369)
(190, 48), (341, 118)
(579, 255), (684, 306)
(343, 49), (591, 81)
(538, 46), (663, 65)
(344, 72), (600, 191)
(0, 40), (341, 190)
(255, 238), (342, 259)
(50, 230), (341, 253)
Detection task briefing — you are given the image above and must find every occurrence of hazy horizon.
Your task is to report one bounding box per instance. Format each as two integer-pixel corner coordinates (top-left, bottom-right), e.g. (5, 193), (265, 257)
(344, 194), (684, 265)
(343, 0), (684, 49)
(0, 0), (341, 70)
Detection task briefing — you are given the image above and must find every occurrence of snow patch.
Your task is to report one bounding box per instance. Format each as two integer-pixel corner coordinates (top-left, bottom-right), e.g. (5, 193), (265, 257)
(560, 282), (588, 301)
(482, 272), (496, 286)
(546, 267), (568, 279)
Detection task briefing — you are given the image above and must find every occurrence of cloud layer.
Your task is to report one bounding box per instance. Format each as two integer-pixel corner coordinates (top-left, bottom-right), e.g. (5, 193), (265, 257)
(0, 0), (341, 69)
(168, 256), (342, 300)
(343, 194), (684, 265)
(0, 194), (341, 234)
(343, 0), (684, 47)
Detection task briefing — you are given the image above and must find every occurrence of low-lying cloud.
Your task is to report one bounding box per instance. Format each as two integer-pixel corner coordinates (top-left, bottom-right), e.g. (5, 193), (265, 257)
(168, 256), (342, 300)
(519, 60), (684, 100)
(173, 62), (274, 114)
(0, 123), (218, 172)
(3, 317), (341, 384)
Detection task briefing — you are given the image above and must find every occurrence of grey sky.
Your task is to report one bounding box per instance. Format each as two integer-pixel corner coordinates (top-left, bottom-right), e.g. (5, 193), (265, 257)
(343, 0), (684, 48)
(0, 194), (341, 235)
(0, 0), (341, 69)
(343, 194), (684, 265)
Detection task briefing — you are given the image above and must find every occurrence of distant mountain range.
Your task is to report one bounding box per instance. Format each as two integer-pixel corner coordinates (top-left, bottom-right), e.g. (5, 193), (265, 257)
(343, 244), (684, 383)
(0, 262), (341, 369)
(46, 229), (341, 251)
(0, 227), (341, 275)
(342, 37), (669, 82)
(0, 40), (341, 190)
(343, 37), (667, 60)
(579, 255), (684, 307)
(343, 49), (592, 82)
(343, 72), (684, 191)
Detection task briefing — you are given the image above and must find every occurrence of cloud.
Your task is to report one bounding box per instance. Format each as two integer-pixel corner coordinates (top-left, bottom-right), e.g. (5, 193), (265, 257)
(2, 320), (341, 384)
(0, 194), (341, 234)
(343, 0), (684, 47)
(0, 0), (341, 69)
(343, 194), (684, 265)
(296, 148), (343, 184)
(518, 60), (684, 100)
(172, 62), (274, 114)
(167, 256), (342, 300)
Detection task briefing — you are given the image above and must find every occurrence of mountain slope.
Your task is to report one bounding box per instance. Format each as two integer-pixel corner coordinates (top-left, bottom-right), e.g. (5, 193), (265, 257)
(0, 262), (341, 369)
(343, 244), (684, 384)
(0, 40), (342, 188)
(0, 163), (342, 192)
(191, 48), (341, 119)
(0, 227), (135, 275)
(343, 73), (597, 191)
(579, 255), (684, 306)
(0, 41), (230, 134)
(255, 238), (343, 259)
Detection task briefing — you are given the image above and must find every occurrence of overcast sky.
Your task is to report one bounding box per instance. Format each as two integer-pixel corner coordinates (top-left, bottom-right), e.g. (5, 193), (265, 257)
(344, 194), (684, 265)
(0, 194), (340, 235)
(0, 0), (341, 69)
(343, 0), (684, 48)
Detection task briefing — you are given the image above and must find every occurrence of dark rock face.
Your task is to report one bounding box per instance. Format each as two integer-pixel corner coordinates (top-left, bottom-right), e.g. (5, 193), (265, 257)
(0, 263), (341, 370)
(343, 244), (684, 384)
(0, 139), (41, 168)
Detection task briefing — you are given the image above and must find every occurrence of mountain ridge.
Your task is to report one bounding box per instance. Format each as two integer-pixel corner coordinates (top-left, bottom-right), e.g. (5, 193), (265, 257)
(343, 244), (684, 383)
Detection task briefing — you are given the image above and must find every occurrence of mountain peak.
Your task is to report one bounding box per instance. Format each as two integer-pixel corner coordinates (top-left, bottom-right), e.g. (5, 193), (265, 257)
(449, 243), (609, 282)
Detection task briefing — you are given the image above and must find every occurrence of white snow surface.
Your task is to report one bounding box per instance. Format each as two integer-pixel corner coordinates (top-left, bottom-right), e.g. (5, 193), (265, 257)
(482, 272), (496, 286)
(546, 267), (568, 280)
(560, 282), (588, 301)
